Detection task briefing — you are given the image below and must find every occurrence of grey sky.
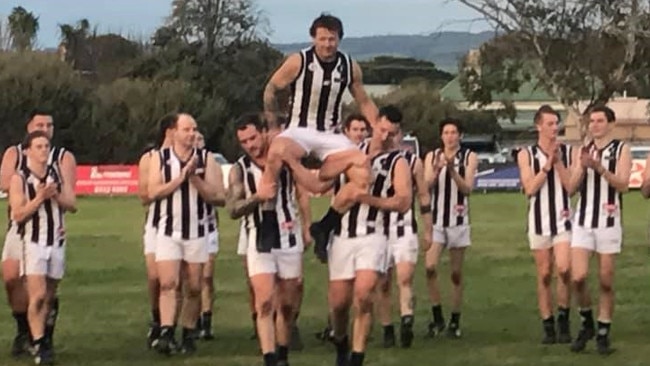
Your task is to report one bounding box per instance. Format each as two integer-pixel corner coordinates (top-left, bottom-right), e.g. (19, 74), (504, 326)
(0, 0), (488, 48)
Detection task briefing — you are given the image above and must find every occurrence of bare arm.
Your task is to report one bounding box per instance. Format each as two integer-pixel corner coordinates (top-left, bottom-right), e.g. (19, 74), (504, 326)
(296, 183), (312, 247)
(348, 60), (379, 128)
(423, 151), (442, 189)
(226, 164), (261, 219)
(0, 146), (18, 192)
(596, 143), (632, 193)
(58, 151), (78, 213)
(359, 158), (413, 213)
(285, 157), (334, 194)
(567, 148), (587, 196)
(263, 53), (302, 130)
(53, 175), (76, 211)
(9, 175), (44, 223)
(554, 146), (574, 192)
(189, 154), (226, 206)
(138, 152), (153, 205)
(641, 153), (650, 198)
(517, 149), (552, 197)
(413, 158), (433, 249)
(147, 152), (185, 200)
(448, 152), (478, 195)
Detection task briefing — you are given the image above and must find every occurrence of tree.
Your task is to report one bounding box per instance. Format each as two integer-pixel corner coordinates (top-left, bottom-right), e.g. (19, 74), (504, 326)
(7, 6), (39, 51)
(59, 19), (94, 71)
(167, 0), (265, 57)
(360, 56), (453, 86)
(456, 0), (650, 137)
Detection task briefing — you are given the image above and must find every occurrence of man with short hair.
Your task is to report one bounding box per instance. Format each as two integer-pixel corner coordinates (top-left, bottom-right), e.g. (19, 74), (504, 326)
(342, 114), (370, 145)
(193, 131), (226, 340)
(227, 113), (317, 366)
(259, 13), (379, 255)
(148, 113), (223, 355)
(376, 125), (432, 348)
(423, 118), (478, 339)
(517, 105), (574, 344)
(322, 105), (412, 366)
(138, 115), (175, 348)
(8, 130), (76, 365)
(0, 109), (77, 356)
(567, 105), (631, 354)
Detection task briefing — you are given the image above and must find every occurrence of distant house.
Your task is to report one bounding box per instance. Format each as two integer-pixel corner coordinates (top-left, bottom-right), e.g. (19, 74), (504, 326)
(565, 97), (650, 142)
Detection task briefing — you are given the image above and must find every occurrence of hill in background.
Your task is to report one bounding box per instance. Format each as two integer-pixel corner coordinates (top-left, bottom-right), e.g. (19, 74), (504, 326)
(273, 31), (495, 72)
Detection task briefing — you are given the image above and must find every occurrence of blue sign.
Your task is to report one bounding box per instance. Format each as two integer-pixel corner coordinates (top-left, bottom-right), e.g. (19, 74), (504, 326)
(475, 165), (521, 190)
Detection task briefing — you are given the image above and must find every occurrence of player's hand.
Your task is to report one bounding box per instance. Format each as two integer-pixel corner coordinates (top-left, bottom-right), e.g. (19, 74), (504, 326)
(37, 182), (58, 200)
(302, 228), (312, 249)
(434, 151), (447, 171)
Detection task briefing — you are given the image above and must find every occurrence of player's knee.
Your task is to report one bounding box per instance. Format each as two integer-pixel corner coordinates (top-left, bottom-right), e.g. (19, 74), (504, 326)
(398, 274), (413, 289)
(202, 276), (214, 288)
(425, 266), (438, 280)
(556, 267), (570, 283)
(159, 279), (178, 292)
(450, 270), (462, 286)
(599, 273), (614, 293)
(379, 278), (391, 294)
(28, 290), (47, 308)
(571, 273), (587, 288)
(278, 302), (294, 320)
(257, 298), (274, 317)
(538, 269), (552, 286)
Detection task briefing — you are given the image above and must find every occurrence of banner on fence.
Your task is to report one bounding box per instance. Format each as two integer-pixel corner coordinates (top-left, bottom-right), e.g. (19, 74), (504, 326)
(75, 165), (139, 195)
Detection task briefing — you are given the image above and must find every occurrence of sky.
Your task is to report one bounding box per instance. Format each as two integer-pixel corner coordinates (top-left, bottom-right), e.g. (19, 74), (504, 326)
(0, 0), (489, 48)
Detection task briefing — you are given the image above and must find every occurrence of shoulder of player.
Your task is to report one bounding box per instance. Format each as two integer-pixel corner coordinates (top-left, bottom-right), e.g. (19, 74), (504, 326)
(1, 144), (19, 163)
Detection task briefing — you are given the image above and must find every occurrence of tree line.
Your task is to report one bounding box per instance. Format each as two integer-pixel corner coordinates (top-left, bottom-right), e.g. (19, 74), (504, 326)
(0, 1), (499, 164)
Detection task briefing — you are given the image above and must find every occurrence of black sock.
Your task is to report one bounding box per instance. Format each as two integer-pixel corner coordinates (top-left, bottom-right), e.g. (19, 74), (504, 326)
(543, 315), (555, 330)
(450, 312), (461, 326)
(151, 308), (161, 324)
(579, 308), (594, 329)
(45, 297), (59, 343)
(383, 324), (394, 336)
(334, 335), (349, 353)
(202, 311), (212, 328)
(597, 321), (611, 338)
(350, 351), (365, 366)
(277, 345), (289, 361)
(263, 352), (277, 366)
(13, 312), (29, 335)
(32, 336), (45, 348)
(182, 327), (194, 340)
(319, 207), (342, 232)
(431, 305), (444, 324)
(557, 307), (570, 322)
(401, 315), (414, 327)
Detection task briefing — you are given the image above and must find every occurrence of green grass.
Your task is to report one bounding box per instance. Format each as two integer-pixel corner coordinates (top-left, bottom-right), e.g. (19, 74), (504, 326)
(1, 193), (650, 365)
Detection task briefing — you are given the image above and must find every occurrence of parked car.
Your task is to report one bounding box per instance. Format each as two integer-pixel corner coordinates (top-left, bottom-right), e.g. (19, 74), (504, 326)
(460, 134), (507, 165)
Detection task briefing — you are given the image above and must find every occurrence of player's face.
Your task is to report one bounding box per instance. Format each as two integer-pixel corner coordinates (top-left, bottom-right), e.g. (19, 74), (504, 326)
(344, 119), (368, 144)
(27, 137), (50, 164)
(588, 111), (610, 139)
(374, 117), (400, 150)
(174, 115), (197, 148)
(195, 133), (205, 149)
(441, 124), (460, 148)
(312, 27), (339, 61)
(536, 112), (559, 140)
(237, 125), (265, 159)
(392, 129), (404, 150)
(27, 115), (54, 140)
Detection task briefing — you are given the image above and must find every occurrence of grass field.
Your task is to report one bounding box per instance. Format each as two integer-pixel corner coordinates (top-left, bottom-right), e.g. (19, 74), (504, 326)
(1, 193), (650, 366)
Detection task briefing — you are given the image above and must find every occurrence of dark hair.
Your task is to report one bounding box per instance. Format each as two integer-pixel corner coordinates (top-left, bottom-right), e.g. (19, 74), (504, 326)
(379, 105), (403, 124)
(587, 104), (616, 123)
(343, 113), (369, 131)
(157, 113), (179, 147)
(309, 13), (344, 39)
(534, 104), (560, 124)
(438, 117), (463, 135)
(235, 113), (266, 132)
(25, 108), (53, 126)
(22, 130), (50, 149)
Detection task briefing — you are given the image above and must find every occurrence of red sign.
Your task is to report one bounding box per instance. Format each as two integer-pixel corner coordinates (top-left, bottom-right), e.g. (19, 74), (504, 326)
(75, 165), (139, 195)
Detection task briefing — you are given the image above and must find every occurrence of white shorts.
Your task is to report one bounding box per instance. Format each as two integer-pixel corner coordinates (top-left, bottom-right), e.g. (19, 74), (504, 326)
(279, 127), (355, 161)
(528, 231), (571, 250)
(433, 225), (471, 248)
(143, 226), (157, 256)
(385, 232), (418, 269)
(155, 234), (208, 263)
(21, 242), (66, 280)
(207, 230), (219, 255)
(571, 225), (622, 254)
(237, 224), (248, 256)
(329, 233), (388, 281)
(246, 248), (303, 279)
(2, 225), (23, 261)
